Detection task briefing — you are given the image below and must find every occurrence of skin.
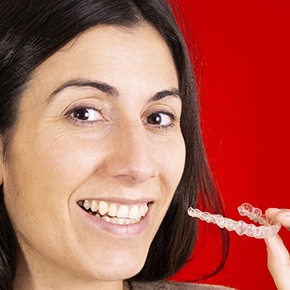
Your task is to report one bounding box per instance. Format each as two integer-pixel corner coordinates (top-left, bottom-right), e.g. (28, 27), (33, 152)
(265, 208), (290, 290)
(1, 19), (286, 290)
(0, 24), (185, 289)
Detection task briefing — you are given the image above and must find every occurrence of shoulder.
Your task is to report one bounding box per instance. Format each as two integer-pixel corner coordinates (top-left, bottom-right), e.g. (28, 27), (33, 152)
(129, 281), (235, 290)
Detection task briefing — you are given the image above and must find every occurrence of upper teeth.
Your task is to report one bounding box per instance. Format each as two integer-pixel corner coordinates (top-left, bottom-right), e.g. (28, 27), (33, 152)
(80, 200), (149, 219)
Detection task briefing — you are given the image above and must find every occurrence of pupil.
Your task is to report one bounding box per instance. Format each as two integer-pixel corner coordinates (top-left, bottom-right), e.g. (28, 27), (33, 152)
(149, 113), (161, 125)
(74, 109), (89, 120)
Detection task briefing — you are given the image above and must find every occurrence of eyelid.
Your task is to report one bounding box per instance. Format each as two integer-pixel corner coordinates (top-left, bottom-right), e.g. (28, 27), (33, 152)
(64, 104), (105, 126)
(144, 101), (181, 120)
(60, 95), (98, 113)
(151, 110), (177, 120)
(145, 109), (179, 129)
(65, 105), (102, 115)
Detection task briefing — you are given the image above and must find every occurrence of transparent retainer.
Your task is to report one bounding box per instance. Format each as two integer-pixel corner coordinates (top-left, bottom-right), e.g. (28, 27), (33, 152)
(187, 203), (281, 239)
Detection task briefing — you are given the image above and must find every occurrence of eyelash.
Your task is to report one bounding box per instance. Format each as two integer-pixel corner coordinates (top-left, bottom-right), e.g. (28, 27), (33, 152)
(65, 106), (104, 126)
(145, 110), (177, 131)
(65, 106), (178, 131)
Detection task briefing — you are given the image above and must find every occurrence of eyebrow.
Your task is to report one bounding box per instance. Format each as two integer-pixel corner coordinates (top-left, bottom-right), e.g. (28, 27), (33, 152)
(50, 79), (119, 98)
(49, 78), (181, 103)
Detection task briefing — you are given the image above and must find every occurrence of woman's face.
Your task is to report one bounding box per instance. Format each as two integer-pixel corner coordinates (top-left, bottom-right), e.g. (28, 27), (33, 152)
(1, 24), (185, 287)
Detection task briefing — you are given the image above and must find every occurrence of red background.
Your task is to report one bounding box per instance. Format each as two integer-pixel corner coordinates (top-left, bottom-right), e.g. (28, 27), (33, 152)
(171, 0), (290, 289)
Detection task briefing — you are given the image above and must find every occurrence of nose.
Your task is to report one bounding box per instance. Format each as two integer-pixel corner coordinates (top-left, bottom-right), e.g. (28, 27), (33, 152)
(104, 124), (159, 183)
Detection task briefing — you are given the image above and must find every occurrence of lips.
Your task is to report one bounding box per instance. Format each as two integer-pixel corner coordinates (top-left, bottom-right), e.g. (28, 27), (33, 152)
(77, 200), (149, 225)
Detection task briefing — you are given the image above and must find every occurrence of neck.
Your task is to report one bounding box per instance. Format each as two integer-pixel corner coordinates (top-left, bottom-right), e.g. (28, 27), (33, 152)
(14, 248), (131, 290)
(14, 265), (126, 290)
(14, 276), (126, 290)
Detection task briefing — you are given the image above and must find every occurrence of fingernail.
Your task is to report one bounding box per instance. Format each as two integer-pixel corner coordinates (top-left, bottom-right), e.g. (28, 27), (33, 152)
(272, 208), (283, 212)
(281, 210), (290, 218)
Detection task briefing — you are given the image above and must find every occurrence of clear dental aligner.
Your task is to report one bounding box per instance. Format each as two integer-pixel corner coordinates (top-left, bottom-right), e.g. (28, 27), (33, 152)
(187, 203), (281, 239)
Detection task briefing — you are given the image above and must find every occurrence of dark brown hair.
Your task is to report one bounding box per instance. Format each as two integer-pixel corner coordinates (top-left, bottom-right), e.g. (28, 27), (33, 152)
(0, 0), (229, 288)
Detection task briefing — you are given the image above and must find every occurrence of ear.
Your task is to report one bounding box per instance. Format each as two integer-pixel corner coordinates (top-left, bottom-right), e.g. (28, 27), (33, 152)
(0, 139), (4, 186)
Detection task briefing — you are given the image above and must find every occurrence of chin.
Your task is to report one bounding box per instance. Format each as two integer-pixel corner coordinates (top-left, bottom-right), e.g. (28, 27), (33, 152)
(87, 263), (145, 282)
(75, 249), (148, 282)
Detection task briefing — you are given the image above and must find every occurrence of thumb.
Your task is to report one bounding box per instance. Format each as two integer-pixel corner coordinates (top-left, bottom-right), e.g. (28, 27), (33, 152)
(265, 234), (290, 290)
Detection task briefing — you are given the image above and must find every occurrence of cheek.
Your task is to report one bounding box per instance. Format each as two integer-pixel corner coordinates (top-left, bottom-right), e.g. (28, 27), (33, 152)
(159, 137), (186, 187)
(29, 132), (104, 193)
(2, 133), (98, 228)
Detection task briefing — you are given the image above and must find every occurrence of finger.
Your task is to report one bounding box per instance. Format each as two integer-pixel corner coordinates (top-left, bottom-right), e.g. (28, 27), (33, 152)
(265, 235), (289, 269)
(266, 208), (283, 218)
(266, 208), (290, 230)
(265, 235), (290, 290)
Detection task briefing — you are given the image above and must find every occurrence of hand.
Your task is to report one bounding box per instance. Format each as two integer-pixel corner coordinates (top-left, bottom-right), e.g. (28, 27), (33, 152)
(265, 208), (290, 290)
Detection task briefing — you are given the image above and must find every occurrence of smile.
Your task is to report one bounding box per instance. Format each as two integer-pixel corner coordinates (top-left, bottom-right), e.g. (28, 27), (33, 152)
(77, 200), (149, 225)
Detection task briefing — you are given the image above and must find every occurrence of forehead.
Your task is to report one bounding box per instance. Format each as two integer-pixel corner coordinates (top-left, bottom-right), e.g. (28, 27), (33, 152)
(27, 24), (178, 98)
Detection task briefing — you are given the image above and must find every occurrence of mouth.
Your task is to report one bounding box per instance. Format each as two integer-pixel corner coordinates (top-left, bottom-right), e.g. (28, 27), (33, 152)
(77, 200), (149, 225)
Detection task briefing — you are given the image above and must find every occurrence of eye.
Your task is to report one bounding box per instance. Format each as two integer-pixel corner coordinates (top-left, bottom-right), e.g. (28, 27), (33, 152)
(68, 107), (103, 123)
(146, 112), (174, 128)
(72, 107), (102, 121)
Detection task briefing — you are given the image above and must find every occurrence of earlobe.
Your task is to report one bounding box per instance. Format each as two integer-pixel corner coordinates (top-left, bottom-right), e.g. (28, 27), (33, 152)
(0, 166), (3, 186)
(0, 140), (4, 186)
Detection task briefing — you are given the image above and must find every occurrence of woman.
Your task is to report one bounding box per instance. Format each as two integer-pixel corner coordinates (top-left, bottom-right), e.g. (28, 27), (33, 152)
(0, 1), (229, 289)
(0, 0), (287, 289)
(265, 209), (290, 290)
